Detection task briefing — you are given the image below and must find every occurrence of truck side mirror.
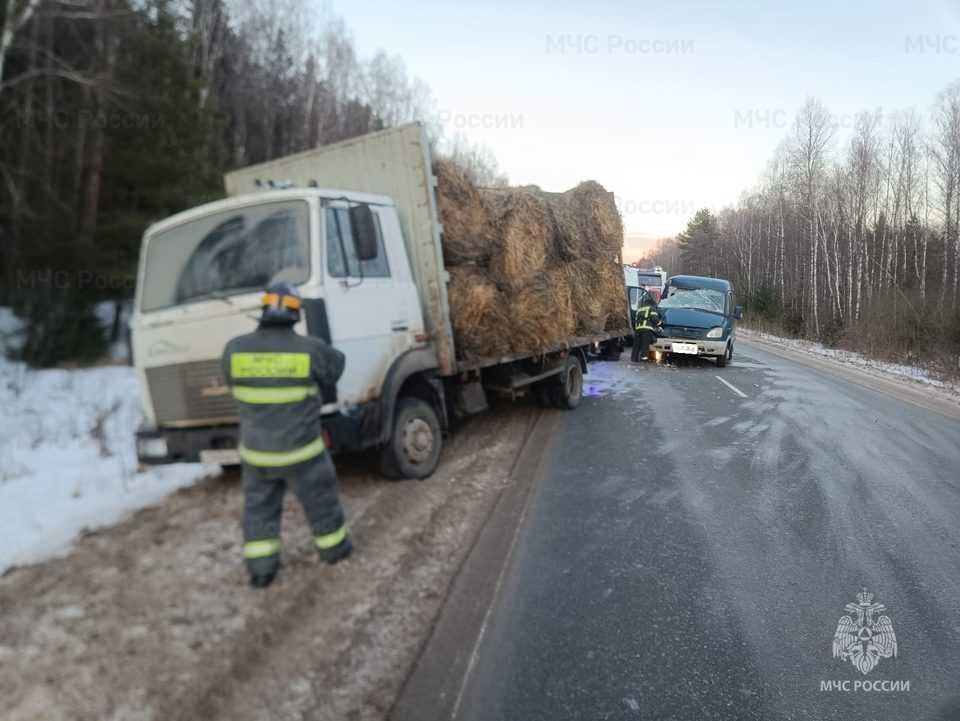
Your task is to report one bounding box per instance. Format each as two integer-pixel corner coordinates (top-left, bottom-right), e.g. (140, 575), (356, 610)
(349, 204), (378, 261)
(734, 306), (743, 320)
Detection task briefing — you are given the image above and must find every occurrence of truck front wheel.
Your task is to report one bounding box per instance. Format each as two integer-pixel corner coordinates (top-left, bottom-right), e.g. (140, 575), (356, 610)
(380, 397), (442, 480)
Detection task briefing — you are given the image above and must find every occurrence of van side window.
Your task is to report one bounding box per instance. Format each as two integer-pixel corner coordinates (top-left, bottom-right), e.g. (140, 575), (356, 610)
(325, 207), (391, 278)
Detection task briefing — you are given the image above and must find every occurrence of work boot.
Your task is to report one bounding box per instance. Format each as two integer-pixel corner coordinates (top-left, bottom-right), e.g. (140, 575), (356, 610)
(250, 568), (278, 588)
(319, 535), (353, 565)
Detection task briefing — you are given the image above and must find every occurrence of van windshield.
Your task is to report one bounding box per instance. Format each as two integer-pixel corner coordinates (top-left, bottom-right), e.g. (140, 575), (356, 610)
(140, 200), (310, 312)
(659, 287), (726, 314)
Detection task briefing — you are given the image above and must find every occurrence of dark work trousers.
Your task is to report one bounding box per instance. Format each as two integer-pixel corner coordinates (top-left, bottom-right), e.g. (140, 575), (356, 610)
(242, 451), (345, 575)
(631, 330), (655, 361)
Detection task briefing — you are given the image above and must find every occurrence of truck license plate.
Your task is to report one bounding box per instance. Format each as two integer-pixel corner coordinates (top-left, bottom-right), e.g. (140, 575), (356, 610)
(200, 449), (240, 465)
(671, 342), (698, 355)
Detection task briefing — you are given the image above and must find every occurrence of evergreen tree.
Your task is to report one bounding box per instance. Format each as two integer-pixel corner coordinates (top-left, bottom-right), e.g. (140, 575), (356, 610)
(676, 208), (718, 276)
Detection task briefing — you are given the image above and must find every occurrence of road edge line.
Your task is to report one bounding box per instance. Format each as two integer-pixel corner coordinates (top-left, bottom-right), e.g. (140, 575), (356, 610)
(388, 408), (562, 721)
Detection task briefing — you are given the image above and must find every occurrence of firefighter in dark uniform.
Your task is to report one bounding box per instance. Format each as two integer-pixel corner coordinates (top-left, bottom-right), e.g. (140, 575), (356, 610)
(631, 290), (662, 362)
(222, 283), (352, 588)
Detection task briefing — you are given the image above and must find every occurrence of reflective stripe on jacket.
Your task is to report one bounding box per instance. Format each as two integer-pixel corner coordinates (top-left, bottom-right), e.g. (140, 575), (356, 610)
(222, 325), (345, 467)
(635, 305), (662, 331)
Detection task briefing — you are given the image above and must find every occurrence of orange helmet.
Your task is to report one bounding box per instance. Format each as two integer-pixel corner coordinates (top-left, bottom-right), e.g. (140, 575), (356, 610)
(260, 283), (302, 325)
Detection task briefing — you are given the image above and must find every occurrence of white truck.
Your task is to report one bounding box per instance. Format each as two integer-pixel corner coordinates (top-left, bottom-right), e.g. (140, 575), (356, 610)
(623, 265), (666, 304)
(131, 123), (627, 479)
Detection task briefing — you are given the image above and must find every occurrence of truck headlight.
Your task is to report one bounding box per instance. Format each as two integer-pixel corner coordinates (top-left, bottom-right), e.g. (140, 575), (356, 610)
(137, 436), (168, 458)
(706, 327), (724, 339)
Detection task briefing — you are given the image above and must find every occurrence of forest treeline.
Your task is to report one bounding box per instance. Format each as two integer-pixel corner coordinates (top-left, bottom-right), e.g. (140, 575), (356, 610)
(648, 86), (960, 381)
(0, 0), (501, 364)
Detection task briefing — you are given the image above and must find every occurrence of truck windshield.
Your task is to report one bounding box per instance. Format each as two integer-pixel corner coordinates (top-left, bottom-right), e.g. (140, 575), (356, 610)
(638, 273), (662, 286)
(140, 200), (310, 312)
(659, 287), (726, 314)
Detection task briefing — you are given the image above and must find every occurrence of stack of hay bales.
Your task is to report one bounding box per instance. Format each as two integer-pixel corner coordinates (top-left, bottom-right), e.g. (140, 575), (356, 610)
(434, 160), (628, 361)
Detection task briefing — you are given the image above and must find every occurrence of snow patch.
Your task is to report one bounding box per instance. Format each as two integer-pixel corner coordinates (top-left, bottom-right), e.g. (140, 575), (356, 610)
(0, 306), (25, 355)
(0, 309), (215, 572)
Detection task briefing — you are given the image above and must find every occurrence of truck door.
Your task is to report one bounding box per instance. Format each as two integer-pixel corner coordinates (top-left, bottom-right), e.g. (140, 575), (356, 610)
(321, 203), (396, 407)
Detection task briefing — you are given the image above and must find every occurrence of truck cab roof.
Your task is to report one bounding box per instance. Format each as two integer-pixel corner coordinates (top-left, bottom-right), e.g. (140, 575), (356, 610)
(143, 188), (394, 238)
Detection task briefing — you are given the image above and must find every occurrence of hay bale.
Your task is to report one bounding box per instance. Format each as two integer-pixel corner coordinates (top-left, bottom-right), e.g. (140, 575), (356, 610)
(435, 158), (628, 358)
(566, 181), (624, 257)
(482, 189), (549, 291)
(446, 266), (511, 359)
(564, 260), (608, 335)
(541, 191), (583, 262)
(433, 160), (490, 264)
(595, 259), (630, 331)
(506, 270), (576, 353)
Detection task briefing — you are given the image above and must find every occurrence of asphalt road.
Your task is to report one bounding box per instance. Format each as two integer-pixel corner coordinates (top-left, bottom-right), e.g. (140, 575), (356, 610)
(395, 340), (960, 721)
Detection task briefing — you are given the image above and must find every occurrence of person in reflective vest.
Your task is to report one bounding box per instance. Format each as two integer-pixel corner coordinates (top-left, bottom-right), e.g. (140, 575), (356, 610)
(222, 283), (351, 588)
(631, 290), (662, 362)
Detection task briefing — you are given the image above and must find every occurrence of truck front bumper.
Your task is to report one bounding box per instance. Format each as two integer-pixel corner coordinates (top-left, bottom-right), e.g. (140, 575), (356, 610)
(136, 425), (240, 465)
(136, 400), (381, 466)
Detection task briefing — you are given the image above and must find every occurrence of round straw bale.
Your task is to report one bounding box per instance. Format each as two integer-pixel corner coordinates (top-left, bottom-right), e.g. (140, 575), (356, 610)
(482, 189), (549, 291)
(566, 181), (624, 257)
(564, 260), (609, 335)
(434, 160), (490, 265)
(505, 270), (576, 354)
(446, 266), (511, 359)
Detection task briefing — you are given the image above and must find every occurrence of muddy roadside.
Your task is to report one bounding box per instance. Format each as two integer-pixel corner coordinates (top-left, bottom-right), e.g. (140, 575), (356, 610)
(0, 402), (540, 721)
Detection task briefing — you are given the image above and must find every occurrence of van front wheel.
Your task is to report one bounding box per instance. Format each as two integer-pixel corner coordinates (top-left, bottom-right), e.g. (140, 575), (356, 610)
(716, 343), (732, 368)
(379, 397), (442, 480)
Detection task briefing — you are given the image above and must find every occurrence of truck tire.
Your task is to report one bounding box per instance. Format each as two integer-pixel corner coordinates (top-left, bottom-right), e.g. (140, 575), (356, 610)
(599, 339), (622, 360)
(716, 342), (732, 368)
(532, 382), (553, 408)
(552, 355), (583, 410)
(379, 397), (442, 480)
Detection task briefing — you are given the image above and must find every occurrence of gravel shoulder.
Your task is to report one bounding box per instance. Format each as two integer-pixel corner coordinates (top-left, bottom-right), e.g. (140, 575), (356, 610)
(0, 402), (538, 721)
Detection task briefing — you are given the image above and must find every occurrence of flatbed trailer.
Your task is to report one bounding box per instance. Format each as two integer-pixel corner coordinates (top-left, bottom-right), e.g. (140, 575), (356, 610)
(132, 124), (628, 478)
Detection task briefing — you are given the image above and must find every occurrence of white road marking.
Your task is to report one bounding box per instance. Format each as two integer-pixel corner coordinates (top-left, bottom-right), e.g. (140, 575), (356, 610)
(716, 375), (748, 398)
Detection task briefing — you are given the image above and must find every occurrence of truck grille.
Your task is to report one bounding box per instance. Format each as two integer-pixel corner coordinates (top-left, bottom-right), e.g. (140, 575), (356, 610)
(146, 360), (237, 425)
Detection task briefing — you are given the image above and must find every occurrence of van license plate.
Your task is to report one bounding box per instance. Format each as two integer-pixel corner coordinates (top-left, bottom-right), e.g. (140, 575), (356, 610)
(672, 342), (698, 355)
(200, 449), (240, 465)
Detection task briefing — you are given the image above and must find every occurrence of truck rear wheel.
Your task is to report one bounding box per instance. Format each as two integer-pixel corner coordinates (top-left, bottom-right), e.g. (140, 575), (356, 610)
(552, 355), (583, 410)
(380, 397), (442, 480)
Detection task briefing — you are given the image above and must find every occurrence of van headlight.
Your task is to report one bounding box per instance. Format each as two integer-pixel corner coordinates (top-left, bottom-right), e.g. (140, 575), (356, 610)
(706, 327), (724, 339)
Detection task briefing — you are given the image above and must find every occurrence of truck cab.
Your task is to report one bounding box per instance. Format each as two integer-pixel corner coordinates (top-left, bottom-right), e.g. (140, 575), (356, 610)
(132, 188), (432, 470)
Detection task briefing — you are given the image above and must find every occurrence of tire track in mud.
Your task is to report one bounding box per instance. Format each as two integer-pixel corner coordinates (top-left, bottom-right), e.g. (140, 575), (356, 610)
(180, 407), (540, 721)
(0, 403), (538, 721)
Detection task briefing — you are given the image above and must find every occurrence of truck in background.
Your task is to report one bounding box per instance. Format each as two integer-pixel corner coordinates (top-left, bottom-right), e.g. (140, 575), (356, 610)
(131, 123), (629, 479)
(623, 264), (667, 327)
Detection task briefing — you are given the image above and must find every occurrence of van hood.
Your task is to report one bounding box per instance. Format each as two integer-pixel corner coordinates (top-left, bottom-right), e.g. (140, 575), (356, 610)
(660, 307), (725, 329)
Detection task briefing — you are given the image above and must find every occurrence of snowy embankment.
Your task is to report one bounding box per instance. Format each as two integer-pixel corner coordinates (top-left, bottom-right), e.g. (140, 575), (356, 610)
(0, 308), (215, 573)
(739, 327), (960, 395)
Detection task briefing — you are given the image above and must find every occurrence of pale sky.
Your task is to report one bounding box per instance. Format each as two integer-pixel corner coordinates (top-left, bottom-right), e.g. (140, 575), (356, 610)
(334, 0), (960, 260)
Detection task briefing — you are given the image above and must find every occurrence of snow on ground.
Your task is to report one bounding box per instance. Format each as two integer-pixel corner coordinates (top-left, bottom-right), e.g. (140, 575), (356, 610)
(93, 300), (133, 362)
(0, 306), (24, 354)
(740, 328), (960, 395)
(0, 308), (215, 573)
